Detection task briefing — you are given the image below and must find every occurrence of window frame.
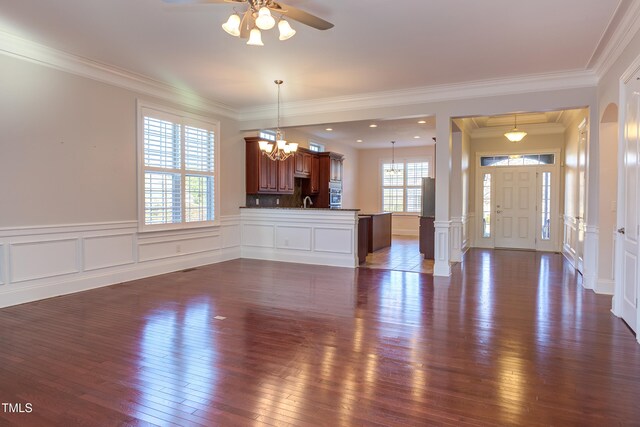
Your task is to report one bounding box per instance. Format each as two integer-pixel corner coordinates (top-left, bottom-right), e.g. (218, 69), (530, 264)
(380, 156), (432, 215)
(137, 100), (220, 232)
(309, 142), (325, 152)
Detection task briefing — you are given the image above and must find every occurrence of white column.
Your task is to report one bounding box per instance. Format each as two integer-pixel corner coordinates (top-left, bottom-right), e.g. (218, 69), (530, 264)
(449, 127), (463, 262)
(434, 114), (452, 276)
(583, 109), (600, 290)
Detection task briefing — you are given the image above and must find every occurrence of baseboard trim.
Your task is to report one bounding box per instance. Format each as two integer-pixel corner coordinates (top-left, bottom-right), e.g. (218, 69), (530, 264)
(0, 247), (241, 309)
(595, 279), (615, 295)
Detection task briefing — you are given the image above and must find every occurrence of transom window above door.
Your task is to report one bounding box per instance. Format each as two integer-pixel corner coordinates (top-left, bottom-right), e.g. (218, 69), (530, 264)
(480, 153), (555, 167)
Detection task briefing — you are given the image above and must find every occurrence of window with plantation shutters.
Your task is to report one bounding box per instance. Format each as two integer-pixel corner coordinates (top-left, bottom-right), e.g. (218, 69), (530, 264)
(138, 103), (219, 230)
(381, 159), (430, 213)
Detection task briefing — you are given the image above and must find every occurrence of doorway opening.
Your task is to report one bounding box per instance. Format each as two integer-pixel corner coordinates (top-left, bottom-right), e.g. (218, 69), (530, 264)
(476, 152), (560, 251)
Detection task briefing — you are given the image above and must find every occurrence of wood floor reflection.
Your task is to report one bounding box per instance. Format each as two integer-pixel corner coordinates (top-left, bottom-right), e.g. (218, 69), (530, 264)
(363, 235), (434, 274)
(0, 249), (639, 426)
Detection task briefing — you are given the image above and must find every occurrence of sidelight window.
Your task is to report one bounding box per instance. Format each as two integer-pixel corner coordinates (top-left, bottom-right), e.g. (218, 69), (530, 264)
(541, 172), (551, 240)
(482, 173), (492, 238)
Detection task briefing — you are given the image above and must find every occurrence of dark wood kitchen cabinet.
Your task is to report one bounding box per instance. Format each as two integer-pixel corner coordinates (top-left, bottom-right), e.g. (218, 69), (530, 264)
(315, 152), (343, 208)
(294, 149), (313, 178)
(245, 137), (294, 194)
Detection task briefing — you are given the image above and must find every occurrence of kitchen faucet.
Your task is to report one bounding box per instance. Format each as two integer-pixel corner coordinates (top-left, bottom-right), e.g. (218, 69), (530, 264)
(303, 196), (313, 209)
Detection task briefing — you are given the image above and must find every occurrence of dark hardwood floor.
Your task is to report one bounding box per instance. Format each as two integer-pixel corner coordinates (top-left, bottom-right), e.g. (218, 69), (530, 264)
(0, 249), (639, 426)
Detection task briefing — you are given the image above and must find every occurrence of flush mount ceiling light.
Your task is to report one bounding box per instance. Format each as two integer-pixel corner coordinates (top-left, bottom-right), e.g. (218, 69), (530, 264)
(504, 114), (528, 142)
(369, 124), (378, 128)
(418, 120), (427, 124)
(258, 80), (298, 161)
(168, 0), (334, 46)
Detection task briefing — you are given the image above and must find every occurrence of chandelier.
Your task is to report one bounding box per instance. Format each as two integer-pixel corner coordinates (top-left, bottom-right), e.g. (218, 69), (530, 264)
(222, 1), (296, 46)
(504, 114), (528, 142)
(258, 80), (298, 161)
(384, 141), (400, 174)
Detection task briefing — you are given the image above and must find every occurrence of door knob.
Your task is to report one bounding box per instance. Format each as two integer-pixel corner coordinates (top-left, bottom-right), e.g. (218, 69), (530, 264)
(618, 227), (625, 234)
(496, 210), (502, 214)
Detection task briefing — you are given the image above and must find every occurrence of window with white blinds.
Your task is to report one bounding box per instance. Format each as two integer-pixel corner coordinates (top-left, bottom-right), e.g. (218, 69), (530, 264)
(138, 104), (219, 230)
(381, 160), (430, 213)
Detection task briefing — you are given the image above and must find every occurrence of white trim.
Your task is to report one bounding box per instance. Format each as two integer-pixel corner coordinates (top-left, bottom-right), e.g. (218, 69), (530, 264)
(450, 217), (463, 262)
(240, 209), (359, 268)
(470, 123), (566, 139)
(433, 220), (452, 276)
(0, 217), (242, 309)
(239, 70), (599, 122)
(592, 1), (640, 79)
(136, 99), (221, 232)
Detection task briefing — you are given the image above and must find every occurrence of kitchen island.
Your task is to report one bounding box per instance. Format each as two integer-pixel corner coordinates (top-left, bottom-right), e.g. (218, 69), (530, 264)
(240, 207), (361, 268)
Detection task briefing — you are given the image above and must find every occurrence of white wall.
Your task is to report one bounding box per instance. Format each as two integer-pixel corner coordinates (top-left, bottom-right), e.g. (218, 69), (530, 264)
(0, 53), (244, 307)
(597, 22), (640, 298)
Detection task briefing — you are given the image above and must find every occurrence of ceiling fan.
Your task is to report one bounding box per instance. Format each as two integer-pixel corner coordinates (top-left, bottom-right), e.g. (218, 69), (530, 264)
(163, 0), (333, 45)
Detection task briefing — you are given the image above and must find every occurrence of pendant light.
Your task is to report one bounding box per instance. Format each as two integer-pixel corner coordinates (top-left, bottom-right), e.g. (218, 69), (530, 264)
(385, 141), (400, 174)
(259, 80), (298, 161)
(504, 114), (527, 142)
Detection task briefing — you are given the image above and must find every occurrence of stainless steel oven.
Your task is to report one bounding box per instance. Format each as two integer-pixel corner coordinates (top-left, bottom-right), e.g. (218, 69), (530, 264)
(329, 182), (342, 208)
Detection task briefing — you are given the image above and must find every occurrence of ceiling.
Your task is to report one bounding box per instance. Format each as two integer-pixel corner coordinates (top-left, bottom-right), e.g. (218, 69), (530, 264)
(0, 0), (624, 111)
(286, 116), (436, 149)
(0, 1), (626, 150)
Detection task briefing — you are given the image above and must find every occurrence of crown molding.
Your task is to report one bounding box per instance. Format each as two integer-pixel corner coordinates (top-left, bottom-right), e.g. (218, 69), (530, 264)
(0, 29), (237, 119)
(470, 123), (566, 139)
(591, 0), (640, 79)
(238, 70), (598, 123)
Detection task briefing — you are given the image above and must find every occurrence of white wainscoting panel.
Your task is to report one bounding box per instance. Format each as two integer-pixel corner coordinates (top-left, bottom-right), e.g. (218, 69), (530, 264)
(0, 244), (4, 285)
(139, 234), (221, 262)
(0, 217), (242, 308)
(563, 215), (578, 267)
(10, 238), (79, 283)
(84, 234), (135, 271)
(314, 228), (353, 254)
(276, 226), (312, 251)
(242, 224), (275, 248)
(240, 208), (359, 268)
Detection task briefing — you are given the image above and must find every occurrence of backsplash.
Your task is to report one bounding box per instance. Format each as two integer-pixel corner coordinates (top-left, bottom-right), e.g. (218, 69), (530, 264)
(245, 179), (304, 208)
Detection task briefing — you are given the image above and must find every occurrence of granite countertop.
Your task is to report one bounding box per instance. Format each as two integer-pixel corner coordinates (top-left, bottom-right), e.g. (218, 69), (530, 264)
(240, 206), (360, 211)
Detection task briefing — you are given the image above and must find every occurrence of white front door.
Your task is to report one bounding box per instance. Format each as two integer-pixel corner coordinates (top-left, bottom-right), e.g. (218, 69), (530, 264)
(494, 167), (536, 249)
(619, 74), (640, 333)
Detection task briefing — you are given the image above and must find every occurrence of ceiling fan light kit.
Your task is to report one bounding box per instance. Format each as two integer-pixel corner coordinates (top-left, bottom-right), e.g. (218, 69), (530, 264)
(222, 13), (241, 36)
(180, 0), (333, 46)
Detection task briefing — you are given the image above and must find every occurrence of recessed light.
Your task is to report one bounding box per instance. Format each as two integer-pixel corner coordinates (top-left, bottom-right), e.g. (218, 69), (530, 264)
(414, 136), (421, 139)
(325, 128), (333, 131)
(356, 139), (363, 143)
(418, 120), (427, 124)
(369, 124), (378, 128)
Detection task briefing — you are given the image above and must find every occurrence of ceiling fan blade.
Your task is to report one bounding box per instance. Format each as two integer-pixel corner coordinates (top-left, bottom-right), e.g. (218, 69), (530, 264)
(239, 9), (255, 39)
(269, 2), (333, 30)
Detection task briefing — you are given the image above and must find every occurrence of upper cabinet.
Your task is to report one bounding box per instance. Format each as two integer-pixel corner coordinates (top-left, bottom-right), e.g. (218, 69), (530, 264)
(245, 137), (294, 195)
(294, 149), (313, 178)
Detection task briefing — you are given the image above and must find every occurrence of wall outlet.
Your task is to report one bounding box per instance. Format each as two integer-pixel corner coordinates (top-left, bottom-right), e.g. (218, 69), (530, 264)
(256, 198), (259, 205)
(276, 198), (280, 205)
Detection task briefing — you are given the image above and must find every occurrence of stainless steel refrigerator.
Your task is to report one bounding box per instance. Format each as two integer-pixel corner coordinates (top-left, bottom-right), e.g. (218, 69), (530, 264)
(421, 177), (436, 218)
(420, 177), (435, 259)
